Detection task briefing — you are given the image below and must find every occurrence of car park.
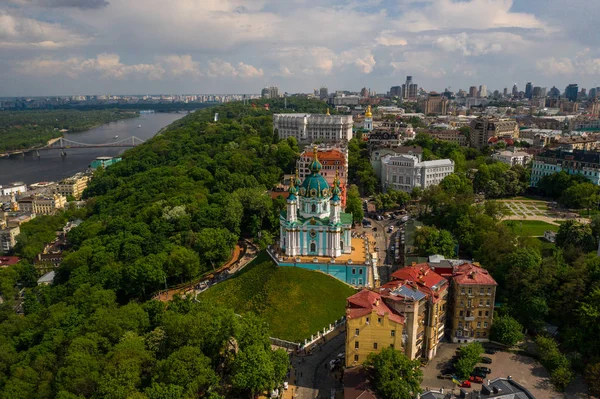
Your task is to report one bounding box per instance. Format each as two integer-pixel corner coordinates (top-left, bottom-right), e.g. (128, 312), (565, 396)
(471, 370), (487, 379)
(485, 348), (497, 355)
(480, 356), (493, 364)
(438, 374), (454, 380)
(474, 367), (491, 375)
(469, 375), (484, 384)
(459, 380), (472, 388)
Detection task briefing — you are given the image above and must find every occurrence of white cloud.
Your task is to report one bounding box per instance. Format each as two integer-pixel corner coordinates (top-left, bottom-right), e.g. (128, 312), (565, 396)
(395, 0), (543, 32)
(207, 59), (264, 78)
(537, 50), (600, 76)
(375, 31), (408, 47)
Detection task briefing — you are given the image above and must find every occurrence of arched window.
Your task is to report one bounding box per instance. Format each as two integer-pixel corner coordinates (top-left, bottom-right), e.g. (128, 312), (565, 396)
(310, 242), (316, 252)
(311, 204), (317, 213)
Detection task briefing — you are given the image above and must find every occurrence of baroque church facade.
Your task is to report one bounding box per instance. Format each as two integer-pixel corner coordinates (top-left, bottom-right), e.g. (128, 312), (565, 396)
(280, 148), (353, 258)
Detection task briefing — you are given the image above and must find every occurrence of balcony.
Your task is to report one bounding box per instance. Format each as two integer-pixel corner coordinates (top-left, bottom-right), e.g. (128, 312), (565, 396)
(464, 316), (475, 321)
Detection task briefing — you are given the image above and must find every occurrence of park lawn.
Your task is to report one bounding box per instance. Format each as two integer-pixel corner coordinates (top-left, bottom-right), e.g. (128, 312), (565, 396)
(503, 220), (559, 236)
(198, 251), (357, 343)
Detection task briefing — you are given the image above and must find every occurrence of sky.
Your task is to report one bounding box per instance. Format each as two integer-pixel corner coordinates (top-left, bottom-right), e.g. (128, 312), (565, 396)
(2, 0), (600, 96)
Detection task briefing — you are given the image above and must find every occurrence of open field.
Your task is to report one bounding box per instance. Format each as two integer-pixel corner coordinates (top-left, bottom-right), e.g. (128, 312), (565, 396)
(503, 220), (559, 236)
(198, 252), (356, 343)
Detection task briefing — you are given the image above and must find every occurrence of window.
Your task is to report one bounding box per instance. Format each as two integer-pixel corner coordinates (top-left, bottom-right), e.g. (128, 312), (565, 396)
(486, 300), (490, 306)
(311, 204), (317, 213)
(477, 322), (481, 328)
(468, 288), (472, 295)
(340, 240), (344, 251)
(483, 332), (487, 337)
(378, 317), (382, 324)
(488, 288), (492, 295)
(479, 299), (483, 306)
(484, 322), (488, 328)
(390, 330), (395, 337)
(476, 332), (481, 338)
(458, 322), (463, 328)
(355, 329), (359, 336)
(359, 269), (363, 275)
(479, 311), (483, 317)
(366, 317), (370, 324)
(373, 343), (378, 350)
(310, 242), (316, 252)
(480, 288), (484, 295)
(355, 341), (359, 349)
(457, 330), (463, 337)
(390, 344), (394, 349)
(459, 311), (463, 317)
(352, 268), (356, 275)
(485, 311), (489, 317)
(461, 288), (465, 294)
(467, 299), (471, 307)
(354, 354), (359, 362)
(460, 300), (464, 307)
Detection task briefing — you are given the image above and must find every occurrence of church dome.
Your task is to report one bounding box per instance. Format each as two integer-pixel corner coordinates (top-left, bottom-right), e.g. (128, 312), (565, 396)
(365, 105), (372, 118)
(301, 173), (329, 198)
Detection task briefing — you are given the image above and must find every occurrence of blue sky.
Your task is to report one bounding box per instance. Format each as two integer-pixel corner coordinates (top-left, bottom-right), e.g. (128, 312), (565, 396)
(2, 0), (600, 96)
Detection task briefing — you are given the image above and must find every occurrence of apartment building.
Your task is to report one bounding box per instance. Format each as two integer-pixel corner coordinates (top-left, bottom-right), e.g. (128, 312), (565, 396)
(381, 155), (454, 193)
(492, 150), (531, 166)
(531, 149), (600, 187)
(0, 225), (19, 253)
(422, 92), (449, 115)
(367, 131), (402, 147)
(345, 290), (405, 367)
(57, 175), (89, 200)
(273, 112), (354, 143)
(422, 129), (469, 147)
(469, 117), (519, 149)
(370, 146), (423, 179)
(17, 194), (67, 215)
(450, 263), (497, 343)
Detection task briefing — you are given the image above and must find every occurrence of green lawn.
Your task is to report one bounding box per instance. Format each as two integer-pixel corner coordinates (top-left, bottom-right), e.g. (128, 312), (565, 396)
(503, 220), (559, 236)
(198, 252), (357, 343)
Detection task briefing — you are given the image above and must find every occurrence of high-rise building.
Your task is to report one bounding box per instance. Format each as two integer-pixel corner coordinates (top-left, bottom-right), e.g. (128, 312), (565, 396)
(360, 87), (369, 98)
(319, 87), (328, 100)
(579, 88), (587, 100)
(390, 86), (402, 97)
(403, 76), (413, 98)
(503, 88), (508, 97)
(469, 117), (519, 149)
(423, 92), (449, 115)
(469, 86), (478, 98)
(512, 84), (519, 97)
(525, 82), (533, 99)
(478, 85), (487, 98)
(549, 86), (560, 99)
(590, 88), (597, 99)
(261, 86), (279, 99)
(532, 86), (543, 98)
(565, 84), (579, 102)
(408, 84), (418, 99)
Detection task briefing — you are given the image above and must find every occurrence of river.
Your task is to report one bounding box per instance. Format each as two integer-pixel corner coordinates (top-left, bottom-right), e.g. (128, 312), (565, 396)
(0, 112), (185, 185)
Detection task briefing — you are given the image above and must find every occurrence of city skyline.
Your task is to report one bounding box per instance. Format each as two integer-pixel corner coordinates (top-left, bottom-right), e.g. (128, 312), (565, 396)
(3, 0), (600, 96)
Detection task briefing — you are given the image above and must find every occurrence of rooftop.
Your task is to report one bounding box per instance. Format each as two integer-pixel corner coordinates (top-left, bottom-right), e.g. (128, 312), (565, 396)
(0, 256), (20, 267)
(453, 263), (498, 286)
(346, 289), (405, 324)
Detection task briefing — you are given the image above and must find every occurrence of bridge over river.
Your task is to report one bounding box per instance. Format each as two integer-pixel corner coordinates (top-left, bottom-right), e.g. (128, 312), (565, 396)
(0, 136), (146, 158)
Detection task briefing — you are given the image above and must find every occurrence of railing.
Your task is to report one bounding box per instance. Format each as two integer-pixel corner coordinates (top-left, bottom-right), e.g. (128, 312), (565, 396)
(465, 316), (475, 321)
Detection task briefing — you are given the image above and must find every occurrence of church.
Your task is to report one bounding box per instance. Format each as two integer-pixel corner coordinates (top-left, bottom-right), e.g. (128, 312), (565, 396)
(280, 147), (353, 258)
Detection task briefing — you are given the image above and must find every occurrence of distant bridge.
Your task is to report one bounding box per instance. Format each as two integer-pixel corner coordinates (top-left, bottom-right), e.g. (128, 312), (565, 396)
(0, 136), (146, 157)
(43, 136), (146, 149)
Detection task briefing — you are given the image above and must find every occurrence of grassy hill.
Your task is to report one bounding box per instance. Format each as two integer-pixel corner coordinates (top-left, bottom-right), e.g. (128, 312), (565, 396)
(199, 252), (356, 342)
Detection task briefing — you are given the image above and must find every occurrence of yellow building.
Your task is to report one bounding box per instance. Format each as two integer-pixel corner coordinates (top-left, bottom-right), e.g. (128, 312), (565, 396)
(345, 290), (404, 367)
(57, 175), (89, 200)
(450, 263), (497, 343)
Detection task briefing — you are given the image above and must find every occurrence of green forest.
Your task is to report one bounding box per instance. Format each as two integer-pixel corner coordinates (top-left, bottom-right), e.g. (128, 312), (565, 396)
(0, 109), (138, 152)
(0, 98), (315, 398)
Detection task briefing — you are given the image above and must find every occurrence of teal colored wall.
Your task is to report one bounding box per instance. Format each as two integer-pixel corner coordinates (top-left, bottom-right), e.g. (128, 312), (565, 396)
(277, 262), (367, 286)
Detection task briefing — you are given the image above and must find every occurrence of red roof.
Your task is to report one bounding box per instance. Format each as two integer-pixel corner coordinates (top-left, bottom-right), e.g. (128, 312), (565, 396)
(346, 289), (405, 324)
(388, 264), (448, 302)
(0, 256), (20, 266)
(452, 263), (497, 285)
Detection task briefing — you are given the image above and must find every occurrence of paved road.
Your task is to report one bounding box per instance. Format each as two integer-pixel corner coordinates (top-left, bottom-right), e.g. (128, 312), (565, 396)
(287, 332), (346, 399)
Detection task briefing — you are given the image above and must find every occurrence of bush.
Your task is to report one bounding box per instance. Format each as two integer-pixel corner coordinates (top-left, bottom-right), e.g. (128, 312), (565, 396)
(551, 366), (573, 392)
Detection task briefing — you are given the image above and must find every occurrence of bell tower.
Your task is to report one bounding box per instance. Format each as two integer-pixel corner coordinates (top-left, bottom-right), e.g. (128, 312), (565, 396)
(364, 105), (373, 131)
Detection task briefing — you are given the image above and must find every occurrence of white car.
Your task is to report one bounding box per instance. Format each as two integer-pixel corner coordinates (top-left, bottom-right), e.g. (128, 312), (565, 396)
(283, 382), (289, 390)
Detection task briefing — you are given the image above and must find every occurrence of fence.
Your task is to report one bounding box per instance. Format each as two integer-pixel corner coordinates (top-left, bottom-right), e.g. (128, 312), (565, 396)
(268, 316), (347, 353)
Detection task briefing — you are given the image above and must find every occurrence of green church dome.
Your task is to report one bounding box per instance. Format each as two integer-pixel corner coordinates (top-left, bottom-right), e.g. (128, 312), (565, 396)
(301, 173), (330, 198)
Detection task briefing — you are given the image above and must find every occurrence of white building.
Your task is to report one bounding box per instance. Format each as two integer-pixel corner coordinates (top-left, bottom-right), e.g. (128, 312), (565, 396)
(492, 150), (531, 166)
(0, 182), (27, 196)
(273, 112), (353, 143)
(381, 155), (454, 193)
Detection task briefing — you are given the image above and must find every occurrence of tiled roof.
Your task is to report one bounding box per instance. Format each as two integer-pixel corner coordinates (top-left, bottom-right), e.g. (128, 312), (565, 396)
(452, 263), (498, 285)
(302, 149), (345, 160)
(0, 256), (20, 266)
(346, 289), (405, 324)
(387, 264), (448, 302)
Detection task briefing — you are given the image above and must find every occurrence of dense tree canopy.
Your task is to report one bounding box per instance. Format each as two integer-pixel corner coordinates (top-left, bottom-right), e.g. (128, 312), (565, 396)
(364, 348), (422, 399)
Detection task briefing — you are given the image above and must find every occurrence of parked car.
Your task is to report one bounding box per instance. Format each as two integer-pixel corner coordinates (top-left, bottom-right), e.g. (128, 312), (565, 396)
(372, 227), (378, 231)
(485, 348), (497, 355)
(480, 356), (493, 364)
(459, 380), (472, 388)
(283, 382), (289, 390)
(471, 370), (487, 379)
(441, 367), (455, 375)
(474, 367), (491, 375)
(469, 375), (484, 384)
(438, 373), (454, 380)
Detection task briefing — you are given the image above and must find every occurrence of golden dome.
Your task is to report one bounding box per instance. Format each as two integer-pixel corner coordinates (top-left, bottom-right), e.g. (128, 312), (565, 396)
(365, 105), (372, 118)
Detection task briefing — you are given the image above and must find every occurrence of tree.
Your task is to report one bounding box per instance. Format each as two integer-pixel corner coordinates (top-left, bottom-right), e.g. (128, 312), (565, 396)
(413, 226), (457, 258)
(195, 228), (238, 269)
(490, 315), (524, 346)
(584, 362), (600, 398)
(346, 185), (364, 223)
(363, 348), (422, 399)
(556, 220), (596, 252)
(231, 344), (277, 398)
(455, 342), (484, 379)
(154, 346), (218, 397)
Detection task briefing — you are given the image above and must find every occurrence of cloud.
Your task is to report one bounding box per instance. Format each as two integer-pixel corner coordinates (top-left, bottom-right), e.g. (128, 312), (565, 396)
(537, 50), (600, 76)
(395, 0), (543, 32)
(0, 11), (89, 49)
(7, 0), (108, 8)
(207, 59), (264, 78)
(375, 31), (408, 47)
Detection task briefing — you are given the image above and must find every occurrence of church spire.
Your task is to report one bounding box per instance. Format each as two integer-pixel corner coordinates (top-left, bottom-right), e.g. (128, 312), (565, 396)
(309, 145), (322, 174)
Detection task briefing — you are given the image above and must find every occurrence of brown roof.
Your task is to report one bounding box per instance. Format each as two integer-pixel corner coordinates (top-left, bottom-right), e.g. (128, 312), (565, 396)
(346, 289), (405, 324)
(387, 264), (448, 302)
(344, 366), (378, 399)
(452, 263), (498, 285)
